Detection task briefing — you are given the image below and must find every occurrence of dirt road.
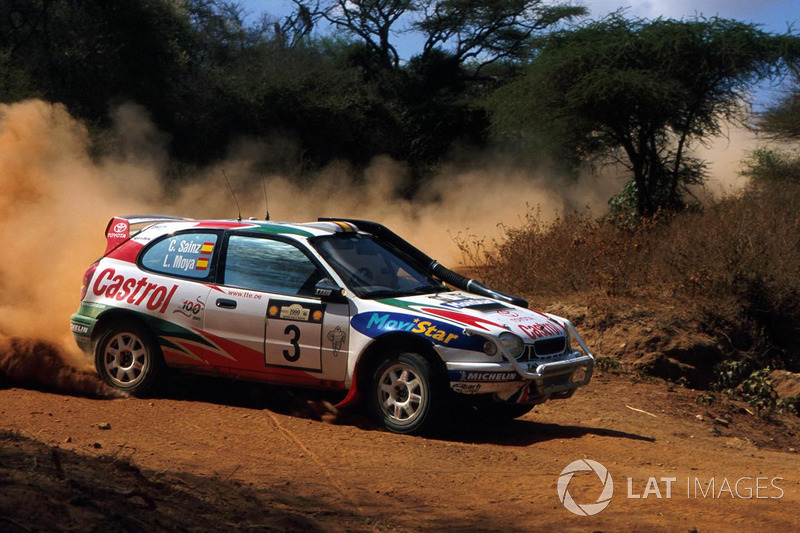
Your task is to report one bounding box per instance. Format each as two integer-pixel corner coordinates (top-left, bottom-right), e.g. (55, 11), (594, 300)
(1, 371), (798, 532)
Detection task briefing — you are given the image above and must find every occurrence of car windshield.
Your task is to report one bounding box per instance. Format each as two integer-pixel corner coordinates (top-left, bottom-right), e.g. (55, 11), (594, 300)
(312, 234), (447, 299)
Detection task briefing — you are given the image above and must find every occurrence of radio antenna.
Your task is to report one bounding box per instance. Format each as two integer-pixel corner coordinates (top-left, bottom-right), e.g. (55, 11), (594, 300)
(262, 177), (270, 221)
(221, 168), (242, 222)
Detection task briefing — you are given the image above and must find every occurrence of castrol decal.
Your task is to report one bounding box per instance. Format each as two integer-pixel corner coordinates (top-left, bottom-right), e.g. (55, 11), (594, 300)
(92, 268), (178, 313)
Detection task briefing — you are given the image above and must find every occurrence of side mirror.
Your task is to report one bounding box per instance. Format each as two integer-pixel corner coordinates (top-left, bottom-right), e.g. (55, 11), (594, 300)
(314, 279), (348, 303)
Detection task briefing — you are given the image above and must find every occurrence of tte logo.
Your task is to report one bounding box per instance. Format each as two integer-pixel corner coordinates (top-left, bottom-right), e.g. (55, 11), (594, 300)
(557, 459), (614, 516)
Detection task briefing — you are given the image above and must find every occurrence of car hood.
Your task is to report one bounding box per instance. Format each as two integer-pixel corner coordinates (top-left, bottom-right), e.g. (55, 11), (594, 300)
(374, 291), (566, 342)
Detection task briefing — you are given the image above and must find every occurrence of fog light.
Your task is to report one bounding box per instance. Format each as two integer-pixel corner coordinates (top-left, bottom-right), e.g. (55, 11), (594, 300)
(483, 341), (498, 356)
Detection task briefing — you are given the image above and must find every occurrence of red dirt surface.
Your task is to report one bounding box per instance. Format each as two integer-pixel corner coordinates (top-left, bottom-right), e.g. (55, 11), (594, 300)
(2, 367), (798, 532)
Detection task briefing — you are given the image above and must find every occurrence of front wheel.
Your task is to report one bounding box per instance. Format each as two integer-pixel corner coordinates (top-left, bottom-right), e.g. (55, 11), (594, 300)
(368, 352), (445, 435)
(95, 322), (164, 396)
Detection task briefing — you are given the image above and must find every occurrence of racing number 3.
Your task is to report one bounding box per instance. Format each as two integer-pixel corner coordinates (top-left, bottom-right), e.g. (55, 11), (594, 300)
(283, 324), (301, 362)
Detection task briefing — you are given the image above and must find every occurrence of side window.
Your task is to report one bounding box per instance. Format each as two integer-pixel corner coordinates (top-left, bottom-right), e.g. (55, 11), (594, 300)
(224, 236), (322, 295)
(140, 233), (218, 279)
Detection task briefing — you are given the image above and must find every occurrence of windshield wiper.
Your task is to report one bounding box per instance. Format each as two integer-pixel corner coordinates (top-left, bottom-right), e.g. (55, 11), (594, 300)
(407, 285), (448, 295)
(361, 289), (406, 299)
(361, 285), (446, 299)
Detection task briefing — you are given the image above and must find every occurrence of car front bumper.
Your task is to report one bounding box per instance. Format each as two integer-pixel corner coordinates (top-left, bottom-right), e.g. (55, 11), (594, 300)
(447, 351), (594, 404)
(447, 319), (595, 404)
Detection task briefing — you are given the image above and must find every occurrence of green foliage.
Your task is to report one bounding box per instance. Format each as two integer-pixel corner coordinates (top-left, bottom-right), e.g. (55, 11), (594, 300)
(778, 396), (800, 415)
(1, 0), (586, 177)
(695, 392), (716, 406)
(1, 0), (194, 119)
(758, 76), (800, 140)
(712, 360), (753, 391)
(489, 15), (800, 216)
(741, 148), (800, 185)
(3, 0), (797, 192)
(413, 0), (586, 72)
(285, 0), (585, 181)
(594, 356), (622, 374)
(739, 368), (779, 416)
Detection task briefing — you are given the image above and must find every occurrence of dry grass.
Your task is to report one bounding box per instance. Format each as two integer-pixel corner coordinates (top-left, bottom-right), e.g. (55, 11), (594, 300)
(457, 183), (800, 373)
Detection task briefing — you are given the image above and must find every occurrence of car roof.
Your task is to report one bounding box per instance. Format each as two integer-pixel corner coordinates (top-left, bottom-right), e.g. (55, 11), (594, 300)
(128, 216), (360, 239)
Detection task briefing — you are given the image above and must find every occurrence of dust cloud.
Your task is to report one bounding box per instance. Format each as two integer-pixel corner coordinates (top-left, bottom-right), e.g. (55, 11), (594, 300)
(174, 154), (618, 265)
(0, 98), (758, 393)
(0, 100), (161, 393)
(695, 126), (762, 196)
(0, 336), (116, 396)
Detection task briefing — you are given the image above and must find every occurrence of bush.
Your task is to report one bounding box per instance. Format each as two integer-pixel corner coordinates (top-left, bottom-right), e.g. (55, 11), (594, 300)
(741, 148), (800, 185)
(460, 182), (800, 375)
(455, 207), (669, 299)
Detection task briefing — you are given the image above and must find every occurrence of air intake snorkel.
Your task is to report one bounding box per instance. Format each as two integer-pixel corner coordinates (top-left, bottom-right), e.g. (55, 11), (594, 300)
(318, 217), (529, 308)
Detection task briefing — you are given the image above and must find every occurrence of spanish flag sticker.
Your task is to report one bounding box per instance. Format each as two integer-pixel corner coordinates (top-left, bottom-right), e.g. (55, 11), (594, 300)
(196, 257), (209, 270)
(200, 242), (214, 254)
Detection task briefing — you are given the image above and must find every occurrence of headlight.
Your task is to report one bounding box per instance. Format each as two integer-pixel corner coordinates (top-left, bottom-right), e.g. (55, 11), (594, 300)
(498, 332), (524, 358)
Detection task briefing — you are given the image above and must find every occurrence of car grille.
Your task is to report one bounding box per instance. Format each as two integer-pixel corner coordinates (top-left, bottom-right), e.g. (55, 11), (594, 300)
(519, 337), (567, 361)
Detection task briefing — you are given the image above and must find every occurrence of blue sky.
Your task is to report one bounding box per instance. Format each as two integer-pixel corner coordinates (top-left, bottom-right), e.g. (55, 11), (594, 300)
(583, 0), (797, 31)
(240, 0), (798, 38)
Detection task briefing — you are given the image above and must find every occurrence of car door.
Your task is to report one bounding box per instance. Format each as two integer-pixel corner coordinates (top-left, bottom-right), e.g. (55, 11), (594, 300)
(137, 231), (220, 368)
(203, 234), (349, 384)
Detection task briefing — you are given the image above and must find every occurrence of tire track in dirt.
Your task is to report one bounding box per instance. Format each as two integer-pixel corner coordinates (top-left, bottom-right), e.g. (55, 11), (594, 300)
(263, 409), (368, 515)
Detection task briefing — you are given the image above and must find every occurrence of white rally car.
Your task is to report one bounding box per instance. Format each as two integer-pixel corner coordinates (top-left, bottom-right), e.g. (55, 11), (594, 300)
(71, 216), (594, 434)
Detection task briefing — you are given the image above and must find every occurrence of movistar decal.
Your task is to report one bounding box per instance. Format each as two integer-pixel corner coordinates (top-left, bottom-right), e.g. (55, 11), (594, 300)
(351, 311), (483, 351)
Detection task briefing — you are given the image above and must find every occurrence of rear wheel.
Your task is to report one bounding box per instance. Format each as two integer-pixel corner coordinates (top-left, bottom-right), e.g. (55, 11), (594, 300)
(95, 322), (163, 396)
(368, 352), (445, 435)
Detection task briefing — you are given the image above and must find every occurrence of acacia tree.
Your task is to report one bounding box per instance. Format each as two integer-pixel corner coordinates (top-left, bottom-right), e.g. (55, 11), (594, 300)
(289, 0), (585, 73)
(759, 75), (800, 140)
(490, 15), (800, 216)
(283, 0), (585, 181)
(414, 0), (584, 75)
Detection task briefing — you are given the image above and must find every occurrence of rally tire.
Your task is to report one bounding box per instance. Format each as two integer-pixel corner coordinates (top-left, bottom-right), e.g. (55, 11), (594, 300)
(95, 321), (164, 396)
(368, 352), (445, 435)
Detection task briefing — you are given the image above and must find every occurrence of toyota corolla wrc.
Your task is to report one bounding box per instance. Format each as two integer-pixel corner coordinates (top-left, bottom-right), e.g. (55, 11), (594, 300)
(71, 215), (595, 434)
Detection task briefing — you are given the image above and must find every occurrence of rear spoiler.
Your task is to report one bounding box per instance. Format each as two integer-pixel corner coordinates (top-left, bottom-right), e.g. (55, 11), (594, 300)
(103, 215), (193, 255)
(318, 217), (529, 308)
